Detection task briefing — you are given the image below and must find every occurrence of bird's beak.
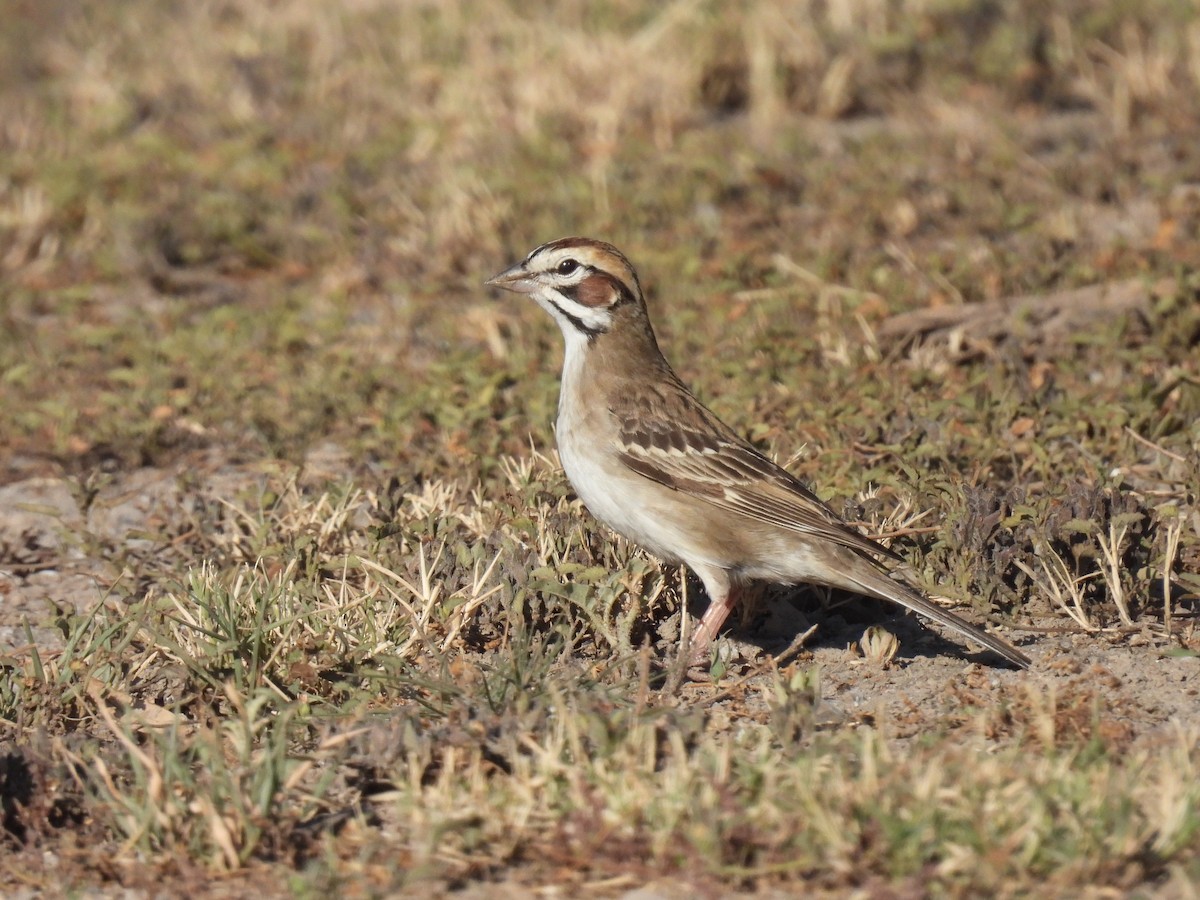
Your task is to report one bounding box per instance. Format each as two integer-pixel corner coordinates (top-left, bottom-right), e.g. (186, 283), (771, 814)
(484, 262), (536, 295)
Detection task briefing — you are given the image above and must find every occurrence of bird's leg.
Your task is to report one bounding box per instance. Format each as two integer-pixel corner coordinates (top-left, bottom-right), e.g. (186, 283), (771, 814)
(689, 583), (741, 664)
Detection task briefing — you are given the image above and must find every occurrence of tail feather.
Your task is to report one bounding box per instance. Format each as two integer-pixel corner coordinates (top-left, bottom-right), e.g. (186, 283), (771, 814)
(843, 565), (1031, 669)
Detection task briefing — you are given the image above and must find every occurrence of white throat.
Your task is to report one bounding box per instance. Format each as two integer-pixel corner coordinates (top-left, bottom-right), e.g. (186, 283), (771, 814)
(554, 317), (591, 418)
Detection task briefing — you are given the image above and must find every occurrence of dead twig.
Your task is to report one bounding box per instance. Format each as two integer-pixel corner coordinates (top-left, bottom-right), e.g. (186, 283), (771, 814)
(877, 278), (1163, 352)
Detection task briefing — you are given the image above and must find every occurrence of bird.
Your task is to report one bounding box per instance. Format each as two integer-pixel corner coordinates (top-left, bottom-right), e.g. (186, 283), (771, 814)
(485, 237), (1031, 669)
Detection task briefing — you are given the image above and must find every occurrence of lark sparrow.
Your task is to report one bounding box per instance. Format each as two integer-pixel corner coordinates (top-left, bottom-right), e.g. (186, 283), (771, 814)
(486, 238), (1031, 669)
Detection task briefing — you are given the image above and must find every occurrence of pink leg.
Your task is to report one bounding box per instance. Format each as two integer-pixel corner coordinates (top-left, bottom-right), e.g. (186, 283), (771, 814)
(690, 583), (741, 664)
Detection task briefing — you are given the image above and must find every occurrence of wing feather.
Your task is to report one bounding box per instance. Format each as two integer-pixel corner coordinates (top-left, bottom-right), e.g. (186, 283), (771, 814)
(611, 381), (900, 562)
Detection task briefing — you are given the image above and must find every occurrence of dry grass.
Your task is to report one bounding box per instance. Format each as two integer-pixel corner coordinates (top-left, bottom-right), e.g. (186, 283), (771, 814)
(2, 0), (1200, 895)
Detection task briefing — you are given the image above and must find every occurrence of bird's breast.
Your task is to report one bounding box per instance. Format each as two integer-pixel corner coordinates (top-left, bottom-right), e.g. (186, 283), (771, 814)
(555, 402), (740, 569)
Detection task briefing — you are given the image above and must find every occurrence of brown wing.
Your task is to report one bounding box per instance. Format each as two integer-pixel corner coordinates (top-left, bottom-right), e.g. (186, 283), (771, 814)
(609, 376), (1032, 669)
(610, 378), (900, 563)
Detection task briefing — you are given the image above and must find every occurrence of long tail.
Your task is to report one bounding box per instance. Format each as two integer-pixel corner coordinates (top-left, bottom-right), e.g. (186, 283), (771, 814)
(843, 563), (1031, 669)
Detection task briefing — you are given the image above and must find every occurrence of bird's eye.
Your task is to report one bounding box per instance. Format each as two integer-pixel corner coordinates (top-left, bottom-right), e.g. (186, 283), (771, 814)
(556, 258), (579, 276)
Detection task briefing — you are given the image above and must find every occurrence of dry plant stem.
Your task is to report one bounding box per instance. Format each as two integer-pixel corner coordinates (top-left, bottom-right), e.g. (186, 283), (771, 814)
(1163, 516), (1185, 636)
(634, 643), (652, 713)
(876, 278), (1159, 349)
(1097, 519), (1134, 627)
(776, 624), (820, 668)
(1125, 426), (1190, 464)
(358, 546), (503, 658)
(664, 570), (695, 695)
(1014, 550), (1099, 631)
(701, 625), (820, 706)
(883, 240), (965, 305)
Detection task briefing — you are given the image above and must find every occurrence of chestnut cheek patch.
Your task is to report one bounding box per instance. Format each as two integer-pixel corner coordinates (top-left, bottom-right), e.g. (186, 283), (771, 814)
(574, 274), (619, 308)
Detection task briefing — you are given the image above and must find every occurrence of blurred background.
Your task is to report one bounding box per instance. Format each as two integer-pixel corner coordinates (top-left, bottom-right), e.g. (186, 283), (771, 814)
(2, 0), (1198, 484)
